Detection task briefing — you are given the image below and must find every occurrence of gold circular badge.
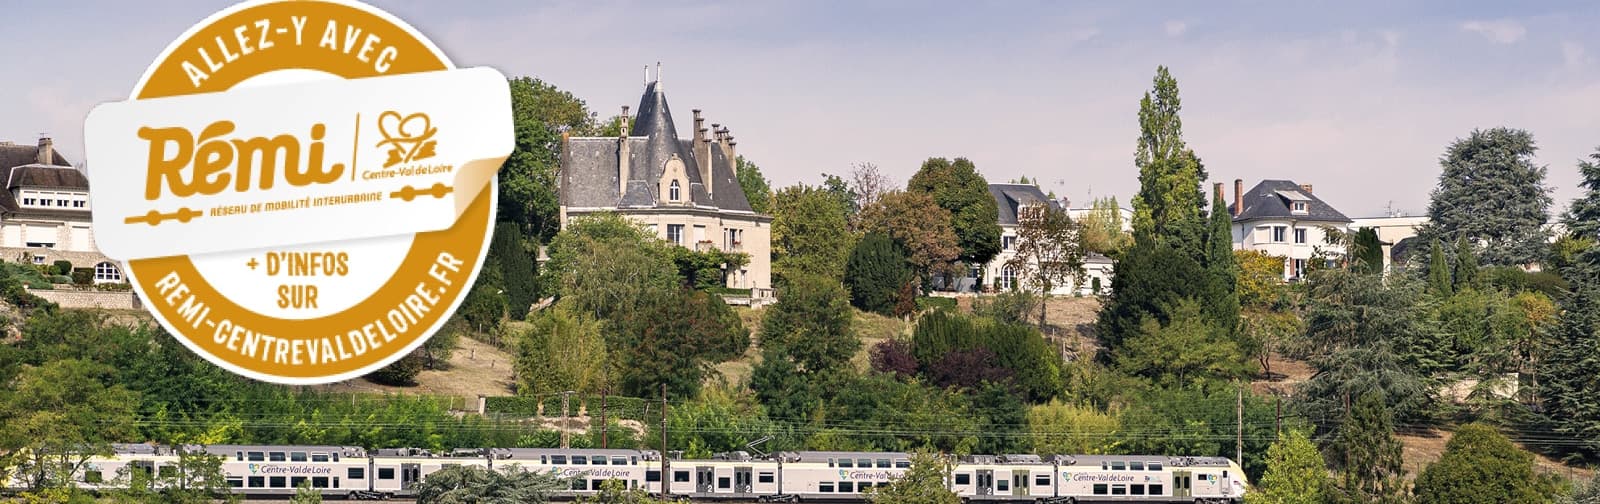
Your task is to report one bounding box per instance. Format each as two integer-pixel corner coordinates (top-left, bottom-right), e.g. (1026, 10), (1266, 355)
(118, 0), (496, 384)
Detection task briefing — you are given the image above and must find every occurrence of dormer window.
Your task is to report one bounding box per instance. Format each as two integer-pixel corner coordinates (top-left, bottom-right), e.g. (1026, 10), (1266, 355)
(669, 180), (681, 202)
(1291, 201), (1307, 214)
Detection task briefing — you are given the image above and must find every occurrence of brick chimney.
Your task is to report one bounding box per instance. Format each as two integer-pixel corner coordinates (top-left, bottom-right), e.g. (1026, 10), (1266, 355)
(1299, 183), (1313, 194)
(693, 109), (711, 197)
(618, 106), (631, 195)
(1233, 179), (1244, 217)
(1212, 182), (1224, 203)
(37, 136), (53, 165)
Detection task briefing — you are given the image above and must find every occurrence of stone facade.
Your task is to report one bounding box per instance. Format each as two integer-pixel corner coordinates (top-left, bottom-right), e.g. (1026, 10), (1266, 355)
(28, 288), (140, 310)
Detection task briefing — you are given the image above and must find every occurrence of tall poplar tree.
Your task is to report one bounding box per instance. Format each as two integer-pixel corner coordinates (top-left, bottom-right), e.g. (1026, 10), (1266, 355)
(1206, 192), (1240, 335)
(1420, 127), (1552, 266)
(1428, 241), (1453, 297)
(1131, 66), (1208, 253)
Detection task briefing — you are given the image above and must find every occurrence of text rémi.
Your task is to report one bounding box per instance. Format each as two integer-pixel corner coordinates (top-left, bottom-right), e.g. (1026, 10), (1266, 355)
(139, 121), (344, 200)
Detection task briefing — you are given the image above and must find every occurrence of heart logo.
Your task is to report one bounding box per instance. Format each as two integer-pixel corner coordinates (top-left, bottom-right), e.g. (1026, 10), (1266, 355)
(378, 111), (431, 141)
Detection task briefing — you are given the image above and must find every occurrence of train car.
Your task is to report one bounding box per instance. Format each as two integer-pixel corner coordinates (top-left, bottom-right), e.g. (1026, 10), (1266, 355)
(948, 454), (1056, 500)
(1053, 455), (1246, 503)
(764, 451), (911, 501)
(368, 447), (492, 498)
(488, 448), (657, 495)
(205, 444), (372, 498)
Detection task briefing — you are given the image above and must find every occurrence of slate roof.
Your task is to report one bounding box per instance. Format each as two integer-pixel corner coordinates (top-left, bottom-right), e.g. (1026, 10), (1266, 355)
(1231, 179), (1350, 224)
(988, 183), (1061, 226)
(0, 142), (88, 213)
(561, 81), (755, 214)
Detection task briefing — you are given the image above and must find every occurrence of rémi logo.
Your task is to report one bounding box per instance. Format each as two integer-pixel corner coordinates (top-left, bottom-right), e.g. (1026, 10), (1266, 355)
(376, 111), (436, 168)
(137, 121), (345, 201)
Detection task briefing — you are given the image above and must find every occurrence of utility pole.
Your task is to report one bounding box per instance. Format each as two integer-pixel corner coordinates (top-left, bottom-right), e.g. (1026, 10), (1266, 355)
(600, 389), (609, 449)
(1275, 394), (1282, 438)
(1235, 382), (1243, 465)
(661, 383), (670, 504)
(560, 390), (574, 449)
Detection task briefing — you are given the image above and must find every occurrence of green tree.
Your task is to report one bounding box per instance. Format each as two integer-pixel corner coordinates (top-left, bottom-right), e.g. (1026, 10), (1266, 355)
(1351, 227), (1384, 274)
(1206, 192), (1241, 336)
(846, 232), (914, 315)
(1562, 475), (1600, 504)
(771, 184), (855, 282)
(1026, 400), (1121, 455)
(1131, 66), (1208, 251)
(857, 191), (962, 285)
(1327, 392), (1408, 504)
(736, 156), (773, 214)
(1454, 236), (1480, 291)
(1096, 240), (1213, 349)
(544, 212), (679, 324)
(864, 451), (961, 504)
(615, 289), (749, 398)
(291, 478), (323, 503)
(1235, 250), (1288, 308)
(1115, 300), (1254, 385)
(367, 350), (426, 386)
(821, 173), (859, 218)
(1246, 429), (1330, 504)
(582, 479), (654, 504)
(1080, 196), (1132, 256)
(516, 302), (609, 396)
(1540, 249), (1600, 456)
(1429, 240), (1454, 296)
(761, 273), (858, 373)
(490, 222), (541, 320)
(1004, 202), (1086, 327)
(415, 465), (565, 503)
(0, 359), (139, 491)
(907, 157), (1002, 266)
(1421, 127), (1552, 266)
(1413, 424), (1560, 504)
(504, 77), (599, 242)
(1566, 146), (1600, 242)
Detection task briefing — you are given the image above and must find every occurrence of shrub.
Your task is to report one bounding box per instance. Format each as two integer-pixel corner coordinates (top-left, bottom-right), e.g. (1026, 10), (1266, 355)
(71, 268), (93, 287)
(52, 260), (73, 276)
(50, 275), (72, 285)
(366, 350), (426, 386)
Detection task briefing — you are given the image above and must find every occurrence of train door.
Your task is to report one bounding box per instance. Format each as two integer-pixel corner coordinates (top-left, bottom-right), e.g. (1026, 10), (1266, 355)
(976, 470), (994, 496)
(1173, 471), (1192, 499)
(695, 466), (713, 494)
(734, 467), (753, 495)
(401, 463), (422, 490)
(1013, 470), (1029, 497)
(1221, 470), (1233, 497)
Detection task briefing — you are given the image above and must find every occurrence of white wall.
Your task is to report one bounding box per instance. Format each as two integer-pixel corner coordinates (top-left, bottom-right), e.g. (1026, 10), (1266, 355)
(1233, 218), (1349, 280)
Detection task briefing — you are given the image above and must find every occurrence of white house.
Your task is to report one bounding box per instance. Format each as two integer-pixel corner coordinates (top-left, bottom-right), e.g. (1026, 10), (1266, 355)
(977, 183), (1113, 296)
(1224, 179), (1351, 281)
(0, 137), (123, 283)
(1349, 215), (1428, 272)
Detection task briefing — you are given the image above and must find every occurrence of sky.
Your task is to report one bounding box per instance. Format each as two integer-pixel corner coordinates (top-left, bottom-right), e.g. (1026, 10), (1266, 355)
(5, 1), (1600, 218)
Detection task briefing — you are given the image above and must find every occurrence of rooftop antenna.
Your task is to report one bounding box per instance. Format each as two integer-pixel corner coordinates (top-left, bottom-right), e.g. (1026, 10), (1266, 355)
(655, 61), (662, 90)
(643, 64), (649, 84)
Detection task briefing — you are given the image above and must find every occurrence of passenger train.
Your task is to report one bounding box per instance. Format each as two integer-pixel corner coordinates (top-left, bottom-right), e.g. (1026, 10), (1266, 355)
(28, 444), (1248, 503)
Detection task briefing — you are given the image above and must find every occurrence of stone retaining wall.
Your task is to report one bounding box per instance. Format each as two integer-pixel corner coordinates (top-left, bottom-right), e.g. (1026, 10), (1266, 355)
(30, 289), (140, 310)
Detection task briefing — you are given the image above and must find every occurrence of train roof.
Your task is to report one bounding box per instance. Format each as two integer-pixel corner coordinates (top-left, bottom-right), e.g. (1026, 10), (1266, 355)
(1055, 454), (1235, 468)
(489, 448), (657, 460)
(776, 451), (912, 462)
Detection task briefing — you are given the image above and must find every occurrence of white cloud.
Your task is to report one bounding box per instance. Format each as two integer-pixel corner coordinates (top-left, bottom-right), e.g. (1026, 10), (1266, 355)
(1164, 20), (1187, 37)
(1460, 19), (1526, 45)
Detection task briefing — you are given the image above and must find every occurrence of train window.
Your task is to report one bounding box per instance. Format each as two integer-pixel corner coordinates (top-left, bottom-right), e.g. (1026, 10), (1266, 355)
(334, 477), (340, 488)
(955, 473), (971, 485)
(1035, 475), (1049, 486)
(247, 452), (265, 462)
(158, 465), (177, 478)
(593, 479), (605, 490)
(827, 458), (835, 467)
(613, 457), (628, 466)
(998, 480), (1009, 492)
(1150, 484), (1163, 495)
(84, 471), (103, 483)
(646, 471), (661, 482)
(1112, 485), (1127, 495)
(858, 458), (872, 468)
(378, 468), (396, 480)
(1223, 470), (1229, 478)
(291, 476), (307, 488)
(1101, 462), (1108, 470)
(593, 456), (607, 465)
(1110, 461), (1126, 471)
(894, 459), (910, 468)
(674, 471), (690, 482)
(631, 457), (638, 465)
(270, 476), (287, 488)
(552, 455), (568, 464)
(1148, 462), (1162, 471)
(269, 452), (286, 462)
(719, 477), (731, 489)
(876, 459), (890, 468)
(839, 482), (853, 493)
(838, 459), (852, 468)
(758, 472), (774, 483)
(227, 477), (243, 488)
(332, 453), (340, 462)
(819, 482), (834, 493)
(573, 456), (587, 465)
(1130, 462), (1144, 471)
(1131, 484), (1145, 495)
(291, 452), (308, 462)
(311, 453), (329, 462)
(1092, 484), (1107, 495)
(248, 476), (265, 488)
(571, 479), (587, 491)
(541, 456), (548, 464)
(349, 467), (365, 479)
(235, 451), (243, 461)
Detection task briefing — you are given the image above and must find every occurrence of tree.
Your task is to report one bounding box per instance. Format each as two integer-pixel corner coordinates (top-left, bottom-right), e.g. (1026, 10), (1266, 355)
(735, 156), (773, 214)
(1026, 400), (1121, 455)
(582, 478), (654, 504)
(1562, 475), (1600, 504)
(291, 478), (324, 503)
(1005, 203), (1085, 327)
(0, 359), (139, 491)
(1080, 196), (1132, 256)
(864, 451), (960, 504)
(367, 350), (426, 386)
(1540, 249), (1600, 456)
(771, 184), (855, 282)
(1131, 66), (1208, 252)
(1421, 127), (1552, 266)
(761, 273), (858, 374)
(1351, 227), (1384, 274)
(1413, 424), (1560, 504)
(869, 339), (919, 378)
(858, 191), (962, 284)
(415, 465), (565, 503)
(544, 212), (679, 325)
(907, 157), (1002, 266)
(849, 162), (892, 220)
(846, 233), (914, 315)
(1206, 192), (1241, 336)
(504, 76), (599, 242)
(1115, 300), (1254, 385)
(490, 222), (540, 320)
(1429, 240), (1454, 296)
(1246, 430), (1330, 504)
(1235, 250), (1289, 308)
(1453, 236), (1480, 291)
(614, 289), (749, 398)
(1566, 146), (1600, 242)
(1326, 392), (1408, 503)
(516, 302), (609, 396)
(1096, 239), (1213, 349)
(821, 173), (858, 218)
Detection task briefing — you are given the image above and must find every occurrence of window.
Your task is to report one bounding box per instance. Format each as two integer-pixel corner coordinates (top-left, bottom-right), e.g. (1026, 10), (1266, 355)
(1148, 462), (1163, 471)
(571, 479), (587, 491)
(249, 476), (265, 488)
(674, 471), (690, 482)
(967, 266), (980, 279)
(758, 472), (775, 484)
(332, 453), (339, 462)
(1035, 475), (1050, 486)
(270, 476), (287, 488)
(1131, 484), (1146, 496)
(592, 455), (607, 465)
(876, 459), (890, 468)
(827, 458), (835, 467)
(291, 476), (307, 488)
(1130, 461), (1144, 471)
(26, 243), (53, 250)
(1003, 235), (1016, 250)
(269, 452), (286, 462)
(247, 452), (265, 462)
(838, 482), (853, 493)
(819, 482), (834, 493)
(593, 479), (606, 490)
(73, 200), (86, 208)
(333, 477), (340, 488)
(1111, 485), (1127, 496)
(1000, 265), (1018, 291)
(612, 457), (628, 466)
(838, 459), (853, 468)
(291, 452), (308, 462)
(894, 459), (910, 468)
(22, 198), (33, 206)
(1110, 461), (1126, 471)
(1293, 258), (1307, 279)
(1093, 484), (1108, 495)
(1293, 228), (1307, 244)
(646, 471), (661, 482)
(667, 224), (684, 245)
(348, 468), (364, 480)
(55, 200), (66, 207)
(1150, 484), (1163, 495)
(1272, 226), (1287, 242)
(311, 453), (329, 463)
(227, 477), (243, 488)
(1292, 201), (1308, 213)
(378, 468), (396, 480)
(955, 474), (971, 485)
(997, 480), (1009, 491)
(552, 455), (568, 464)
(85, 471), (103, 483)
(719, 477), (732, 489)
(236, 451), (243, 461)
(669, 180), (681, 201)
(572, 456), (587, 465)
(858, 459), (872, 468)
